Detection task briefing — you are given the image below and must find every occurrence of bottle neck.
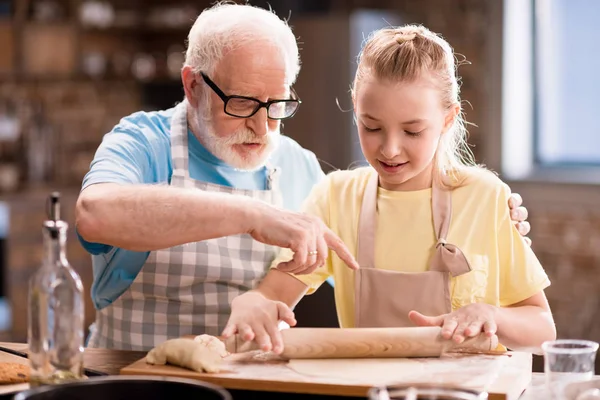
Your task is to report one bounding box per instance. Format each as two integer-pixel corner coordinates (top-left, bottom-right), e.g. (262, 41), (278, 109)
(43, 226), (67, 266)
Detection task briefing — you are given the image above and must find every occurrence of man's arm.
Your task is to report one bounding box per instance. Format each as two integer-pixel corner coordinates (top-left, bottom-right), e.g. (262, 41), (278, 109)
(76, 183), (359, 270)
(76, 183), (259, 251)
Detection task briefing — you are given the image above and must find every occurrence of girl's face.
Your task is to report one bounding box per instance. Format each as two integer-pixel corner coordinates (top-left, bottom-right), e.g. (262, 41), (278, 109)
(355, 76), (457, 191)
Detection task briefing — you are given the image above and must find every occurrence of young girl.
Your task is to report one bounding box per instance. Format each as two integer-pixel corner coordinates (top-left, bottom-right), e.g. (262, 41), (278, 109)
(222, 25), (556, 354)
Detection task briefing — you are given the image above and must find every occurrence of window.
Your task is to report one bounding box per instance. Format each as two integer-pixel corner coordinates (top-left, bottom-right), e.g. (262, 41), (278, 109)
(534, 0), (600, 165)
(502, 0), (600, 183)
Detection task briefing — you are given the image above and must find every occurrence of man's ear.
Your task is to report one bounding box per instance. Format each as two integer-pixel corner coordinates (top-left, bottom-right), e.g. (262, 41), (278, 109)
(442, 103), (461, 134)
(182, 66), (201, 108)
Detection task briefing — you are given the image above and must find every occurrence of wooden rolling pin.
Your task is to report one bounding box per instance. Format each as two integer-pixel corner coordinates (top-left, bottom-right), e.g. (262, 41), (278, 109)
(222, 326), (500, 359)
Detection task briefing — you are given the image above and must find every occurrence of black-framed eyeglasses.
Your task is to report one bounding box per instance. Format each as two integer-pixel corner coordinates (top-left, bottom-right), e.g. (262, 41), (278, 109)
(200, 72), (301, 120)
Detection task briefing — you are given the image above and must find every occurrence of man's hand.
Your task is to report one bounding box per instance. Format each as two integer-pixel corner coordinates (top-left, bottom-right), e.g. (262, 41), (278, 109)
(247, 204), (359, 274)
(221, 291), (296, 354)
(508, 193), (531, 246)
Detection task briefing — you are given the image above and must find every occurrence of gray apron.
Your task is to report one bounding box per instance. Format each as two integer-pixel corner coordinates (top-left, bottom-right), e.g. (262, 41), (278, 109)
(88, 100), (282, 350)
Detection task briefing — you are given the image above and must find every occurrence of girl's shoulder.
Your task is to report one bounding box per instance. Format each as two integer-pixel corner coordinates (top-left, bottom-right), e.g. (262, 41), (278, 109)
(452, 166), (511, 200)
(324, 166), (375, 192)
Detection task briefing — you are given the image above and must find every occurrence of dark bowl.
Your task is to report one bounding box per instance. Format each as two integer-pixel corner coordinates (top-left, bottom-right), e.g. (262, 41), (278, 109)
(368, 383), (488, 400)
(13, 375), (231, 400)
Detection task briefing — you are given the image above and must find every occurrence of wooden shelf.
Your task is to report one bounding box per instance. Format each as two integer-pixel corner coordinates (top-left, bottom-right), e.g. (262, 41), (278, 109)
(0, 75), (178, 85)
(80, 25), (190, 34)
(0, 19), (14, 74)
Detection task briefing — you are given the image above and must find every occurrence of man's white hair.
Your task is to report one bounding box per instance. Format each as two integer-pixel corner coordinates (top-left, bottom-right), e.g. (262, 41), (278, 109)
(184, 1), (301, 85)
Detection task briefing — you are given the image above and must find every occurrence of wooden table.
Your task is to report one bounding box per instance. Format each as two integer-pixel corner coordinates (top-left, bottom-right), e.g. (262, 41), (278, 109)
(0, 342), (563, 399)
(0, 342), (145, 376)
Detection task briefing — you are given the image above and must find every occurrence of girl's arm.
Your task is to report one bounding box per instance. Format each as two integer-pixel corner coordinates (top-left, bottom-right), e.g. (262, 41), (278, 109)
(222, 174), (340, 354)
(221, 269), (309, 354)
(494, 291), (556, 353)
(409, 177), (555, 354)
(408, 290), (556, 354)
(257, 269), (310, 308)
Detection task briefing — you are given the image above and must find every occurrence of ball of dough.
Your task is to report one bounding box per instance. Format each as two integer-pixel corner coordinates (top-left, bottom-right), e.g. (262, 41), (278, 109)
(146, 337), (227, 373)
(194, 334), (229, 357)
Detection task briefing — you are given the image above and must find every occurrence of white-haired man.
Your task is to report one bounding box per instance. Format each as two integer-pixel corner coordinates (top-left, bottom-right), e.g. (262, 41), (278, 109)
(75, 2), (532, 350)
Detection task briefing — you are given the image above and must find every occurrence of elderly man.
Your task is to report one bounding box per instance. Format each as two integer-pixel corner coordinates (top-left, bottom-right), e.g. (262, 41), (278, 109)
(75, 2), (531, 350)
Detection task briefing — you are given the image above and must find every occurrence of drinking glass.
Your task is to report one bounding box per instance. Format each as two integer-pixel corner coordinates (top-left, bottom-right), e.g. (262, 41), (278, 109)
(542, 339), (599, 399)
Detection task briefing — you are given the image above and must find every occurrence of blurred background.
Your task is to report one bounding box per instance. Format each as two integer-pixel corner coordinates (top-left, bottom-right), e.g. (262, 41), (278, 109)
(0, 0), (598, 372)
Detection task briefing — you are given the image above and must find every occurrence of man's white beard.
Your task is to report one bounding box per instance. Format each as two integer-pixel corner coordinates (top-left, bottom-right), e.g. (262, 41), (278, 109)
(195, 110), (280, 171)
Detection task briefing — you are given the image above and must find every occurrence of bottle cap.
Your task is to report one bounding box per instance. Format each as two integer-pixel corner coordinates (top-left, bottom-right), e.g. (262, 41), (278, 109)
(47, 192), (61, 221)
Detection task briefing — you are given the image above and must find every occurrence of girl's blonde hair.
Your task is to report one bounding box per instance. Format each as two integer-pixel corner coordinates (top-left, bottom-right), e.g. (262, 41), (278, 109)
(352, 24), (480, 187)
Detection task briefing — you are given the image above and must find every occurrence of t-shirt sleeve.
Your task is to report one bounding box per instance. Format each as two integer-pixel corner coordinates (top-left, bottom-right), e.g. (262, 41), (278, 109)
(77, 118), (159, 255)
(308, 152), (326, 184)
(81, 119), (157, 190)
(270, 176), (333, 294)
(496, 183), (551, 306)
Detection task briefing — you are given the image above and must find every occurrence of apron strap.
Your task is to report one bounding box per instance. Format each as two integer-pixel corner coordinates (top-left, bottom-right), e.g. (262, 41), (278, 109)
(170, 100), (275, 194)
(430, 178), (471, 277)
(265, 164), (283, 207)
(357, 171), (379, 269)
(170, 100), (191, 179)
(432, 183), (451, 244)
(357, 169), (470, 276)
(266, 164), (281, 191)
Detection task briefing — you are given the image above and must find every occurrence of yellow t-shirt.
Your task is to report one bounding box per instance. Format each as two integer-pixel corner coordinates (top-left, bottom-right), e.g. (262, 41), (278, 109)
(271, 167), (551, 329)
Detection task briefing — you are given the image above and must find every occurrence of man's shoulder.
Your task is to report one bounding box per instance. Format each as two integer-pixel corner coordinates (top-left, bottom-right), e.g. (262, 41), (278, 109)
(274, 135), (316, 159)
(84, 106), (178, 188)
(271, 135), (322, 176)
(110, 106), (176, 146)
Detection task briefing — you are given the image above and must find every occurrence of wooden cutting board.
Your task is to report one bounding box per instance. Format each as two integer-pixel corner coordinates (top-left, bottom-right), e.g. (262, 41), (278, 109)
(0, 350), (31, 395)
(121, 350), (532, 399)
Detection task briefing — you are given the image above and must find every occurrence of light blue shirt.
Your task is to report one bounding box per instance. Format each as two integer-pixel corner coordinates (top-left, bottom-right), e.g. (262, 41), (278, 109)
(78, 106), (325, 310)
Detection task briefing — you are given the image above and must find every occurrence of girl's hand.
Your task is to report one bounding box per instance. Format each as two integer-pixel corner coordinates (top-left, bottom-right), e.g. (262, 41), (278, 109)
(221, 291), (296, 354)
(408, 303), (499, 344)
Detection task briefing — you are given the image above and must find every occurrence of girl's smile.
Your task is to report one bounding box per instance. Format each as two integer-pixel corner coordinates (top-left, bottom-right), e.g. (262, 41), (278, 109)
(378, 160), (409, 174)
(355, 76), (455, 191)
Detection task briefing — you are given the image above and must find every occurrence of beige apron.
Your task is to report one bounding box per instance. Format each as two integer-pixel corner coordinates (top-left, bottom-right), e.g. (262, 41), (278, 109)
(355, 171), (471, 327)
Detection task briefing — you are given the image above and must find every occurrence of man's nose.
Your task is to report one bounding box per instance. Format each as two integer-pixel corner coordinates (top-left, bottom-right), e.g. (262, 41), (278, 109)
(246, 107), (269, 137)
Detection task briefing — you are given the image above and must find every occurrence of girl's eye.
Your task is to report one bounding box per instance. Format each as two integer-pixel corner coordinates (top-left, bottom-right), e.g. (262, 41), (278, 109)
(361, 122), (380, 132)
(405, 130), (423, 137)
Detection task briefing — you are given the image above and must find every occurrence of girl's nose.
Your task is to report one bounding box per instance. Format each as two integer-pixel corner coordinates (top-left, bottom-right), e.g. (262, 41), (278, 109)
(380, 136), (403, 160)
